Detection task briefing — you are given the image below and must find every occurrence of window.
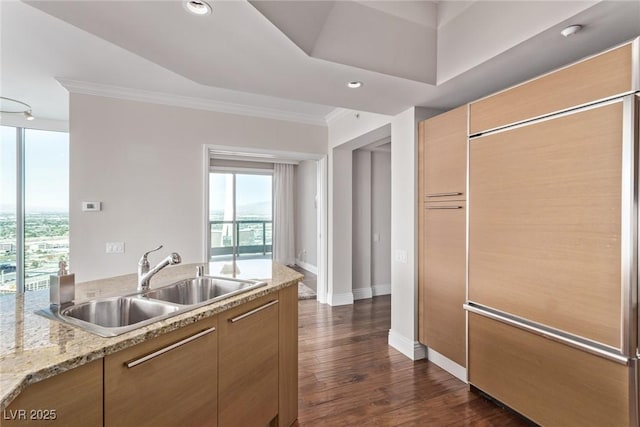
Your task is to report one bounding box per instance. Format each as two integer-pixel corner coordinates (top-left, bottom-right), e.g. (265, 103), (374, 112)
(208, 170), (272, 275)
(0, 126), (69, 294)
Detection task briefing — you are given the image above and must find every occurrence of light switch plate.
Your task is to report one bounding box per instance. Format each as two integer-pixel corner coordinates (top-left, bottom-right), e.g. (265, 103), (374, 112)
(395, 249), (407, 264)
(82, 201), (101, 212)
(106, 242), (125, 254)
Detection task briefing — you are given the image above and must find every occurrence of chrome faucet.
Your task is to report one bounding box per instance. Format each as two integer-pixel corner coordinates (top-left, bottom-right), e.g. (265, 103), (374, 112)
(137, 245), (182, 291)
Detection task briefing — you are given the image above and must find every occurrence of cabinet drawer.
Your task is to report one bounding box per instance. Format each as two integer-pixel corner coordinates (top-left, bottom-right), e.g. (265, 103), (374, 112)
(105, 316), (218, 427)
(422, 204), (466, 367)
(469, 100), (623, 347)
(421, 105), (467, 202)
(468, 313), (630, 426)
(469, 41), (635, 135)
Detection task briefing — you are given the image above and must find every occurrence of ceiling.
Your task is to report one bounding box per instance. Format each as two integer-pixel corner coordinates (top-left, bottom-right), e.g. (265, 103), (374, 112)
(1, 0), (639, 125)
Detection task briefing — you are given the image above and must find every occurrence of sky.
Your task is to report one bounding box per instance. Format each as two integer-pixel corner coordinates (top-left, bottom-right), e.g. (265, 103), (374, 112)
(1, 125), (69, 213)
(209, 173), (272, 219)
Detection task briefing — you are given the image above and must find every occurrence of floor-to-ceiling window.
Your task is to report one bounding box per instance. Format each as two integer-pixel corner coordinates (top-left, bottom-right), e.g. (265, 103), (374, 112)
(209, 169), (272, 277)
(0, 126), (69, 294)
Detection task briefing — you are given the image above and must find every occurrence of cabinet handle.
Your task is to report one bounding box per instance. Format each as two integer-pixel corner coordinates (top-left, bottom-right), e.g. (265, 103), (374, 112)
(425, 205), (463, 210)
(126, 326), (216, 368)
(229, 300), (279, 323)
(426, 192), (463, 198)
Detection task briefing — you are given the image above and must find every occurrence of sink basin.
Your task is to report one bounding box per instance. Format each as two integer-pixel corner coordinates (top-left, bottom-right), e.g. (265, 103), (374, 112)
(55, 296), (181, 337)
(62, 296), (180, 327)
(144, 277), (266, 305)
(36, 276), (267, 337)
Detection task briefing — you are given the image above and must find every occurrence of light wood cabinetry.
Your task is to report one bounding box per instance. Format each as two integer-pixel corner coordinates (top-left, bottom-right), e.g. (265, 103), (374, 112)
(3, 360), (102, 427)
(466, 38), (640, 426)
(468, 313), (630, 427)
(104, 316), (218, 427)
(218, 294), (279, 427)
(278, 285), (299, 427)
(422, 204), (466, 366)
(418, 105), (467, 366)
(468, 101), (623, 348)
(469, 41), (634, 134)
(422, 105), (467, 202)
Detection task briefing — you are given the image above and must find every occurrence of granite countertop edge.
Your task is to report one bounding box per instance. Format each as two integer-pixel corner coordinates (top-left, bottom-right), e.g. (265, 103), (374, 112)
(0, 265), (302, 410)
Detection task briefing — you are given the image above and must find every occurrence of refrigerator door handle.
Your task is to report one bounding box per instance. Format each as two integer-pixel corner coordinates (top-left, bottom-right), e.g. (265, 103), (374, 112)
(464, 302), (630, 365)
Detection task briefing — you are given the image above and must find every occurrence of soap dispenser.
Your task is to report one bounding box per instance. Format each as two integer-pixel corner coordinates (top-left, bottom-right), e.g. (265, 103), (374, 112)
(50, 260), (75, 310)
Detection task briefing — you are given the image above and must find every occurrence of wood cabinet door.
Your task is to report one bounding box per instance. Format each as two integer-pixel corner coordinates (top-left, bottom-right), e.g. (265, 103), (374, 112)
(423, 105), (468, 202)
(423, 202), (467, 367)
(469, 42), (634, 134)
(218, 295), (279, 427)
(468, 313), (630, 426)
(3, 360), (102, 427)
(278, 285), (299, 427)
(469, 100), (623, 348)
(104, 316), (218, 427)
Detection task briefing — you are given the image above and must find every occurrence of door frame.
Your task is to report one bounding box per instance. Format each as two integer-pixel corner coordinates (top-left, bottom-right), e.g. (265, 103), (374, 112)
(203, 144), (328, 302)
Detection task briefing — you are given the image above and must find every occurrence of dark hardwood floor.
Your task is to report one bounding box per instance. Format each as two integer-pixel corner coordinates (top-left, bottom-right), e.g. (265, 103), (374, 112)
(294, 296), (528, 426)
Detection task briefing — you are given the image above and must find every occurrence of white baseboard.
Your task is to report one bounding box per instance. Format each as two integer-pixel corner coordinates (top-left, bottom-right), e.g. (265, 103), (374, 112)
(372, 283), (391, 296)
(353, 284), (390, 300)
(388, 330), (427, 361)
(353, 287), (373, 300)
(327, 292), (354, 306)
(427, 348), (467, 383)
(295, 260), (318, 275)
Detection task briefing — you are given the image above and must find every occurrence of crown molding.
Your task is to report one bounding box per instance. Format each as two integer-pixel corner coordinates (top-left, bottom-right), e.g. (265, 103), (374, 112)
(324, 107), (353, 125)
(56, 78), (328, 127)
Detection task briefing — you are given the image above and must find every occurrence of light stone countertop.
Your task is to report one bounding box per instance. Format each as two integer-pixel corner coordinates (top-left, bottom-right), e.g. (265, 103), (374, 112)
(0, 262), (302, 410)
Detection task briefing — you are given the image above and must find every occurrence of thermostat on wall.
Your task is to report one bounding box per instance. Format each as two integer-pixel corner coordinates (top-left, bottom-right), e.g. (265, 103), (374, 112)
(82, 201), (101, 212)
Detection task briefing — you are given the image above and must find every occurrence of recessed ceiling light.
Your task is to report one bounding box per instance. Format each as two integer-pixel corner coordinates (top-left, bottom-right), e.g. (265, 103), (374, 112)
(561, 25), (583, 37)
(347, 81), (363, 89)
(183, 0), (212, 16)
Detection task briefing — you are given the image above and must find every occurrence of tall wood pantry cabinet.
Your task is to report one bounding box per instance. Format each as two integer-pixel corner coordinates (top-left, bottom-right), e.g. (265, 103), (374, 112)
(418, 105), (467, 368)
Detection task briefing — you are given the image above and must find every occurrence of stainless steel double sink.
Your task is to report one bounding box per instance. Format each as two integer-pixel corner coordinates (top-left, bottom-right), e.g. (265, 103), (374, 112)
(38, 276), (266, 337)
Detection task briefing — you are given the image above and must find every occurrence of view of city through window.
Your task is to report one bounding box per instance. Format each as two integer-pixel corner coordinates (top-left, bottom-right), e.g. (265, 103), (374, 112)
(209, 172), (272, 261)
(0, 126), (69, 294)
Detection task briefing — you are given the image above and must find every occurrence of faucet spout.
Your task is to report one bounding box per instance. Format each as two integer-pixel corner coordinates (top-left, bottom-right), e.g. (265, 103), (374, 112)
(137, 249), (182, 291)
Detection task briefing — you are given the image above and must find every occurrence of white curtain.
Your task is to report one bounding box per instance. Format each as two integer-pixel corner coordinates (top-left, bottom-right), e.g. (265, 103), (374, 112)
(273, 163), (295, 266)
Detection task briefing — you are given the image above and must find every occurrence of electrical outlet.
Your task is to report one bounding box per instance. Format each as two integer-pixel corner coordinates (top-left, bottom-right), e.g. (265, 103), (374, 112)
(373, 233), (380, 242)
(106, 242), (125, 254)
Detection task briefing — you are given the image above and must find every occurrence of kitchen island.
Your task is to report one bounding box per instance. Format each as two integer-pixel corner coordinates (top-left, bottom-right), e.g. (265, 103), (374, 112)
(0, 262), (302, 426)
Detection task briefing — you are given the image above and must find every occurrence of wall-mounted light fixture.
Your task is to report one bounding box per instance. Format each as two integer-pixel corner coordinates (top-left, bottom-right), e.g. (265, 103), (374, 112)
(0, 96), (34, 121)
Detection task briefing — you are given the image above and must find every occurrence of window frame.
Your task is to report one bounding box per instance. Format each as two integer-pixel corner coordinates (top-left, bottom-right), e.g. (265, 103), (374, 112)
(3, 125), (69, 294)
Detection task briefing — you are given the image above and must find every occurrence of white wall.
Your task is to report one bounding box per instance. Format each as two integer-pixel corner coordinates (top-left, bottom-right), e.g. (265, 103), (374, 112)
(294, 160), (317, 271)
(326, 110), (391, 305)
(352, 150), (372, 299)
(388, 106), (440, 360)
(371, 150), (391, 292)
(352, 148), (392, 300)
(69, 93), (327, 282)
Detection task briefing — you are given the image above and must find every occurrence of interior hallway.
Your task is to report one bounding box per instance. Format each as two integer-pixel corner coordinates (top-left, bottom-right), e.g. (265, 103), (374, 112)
(294, 296), (529, 426)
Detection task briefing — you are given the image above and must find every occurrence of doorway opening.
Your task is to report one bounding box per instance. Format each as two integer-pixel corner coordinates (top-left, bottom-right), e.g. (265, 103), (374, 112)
(204, 145), (327, 300)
